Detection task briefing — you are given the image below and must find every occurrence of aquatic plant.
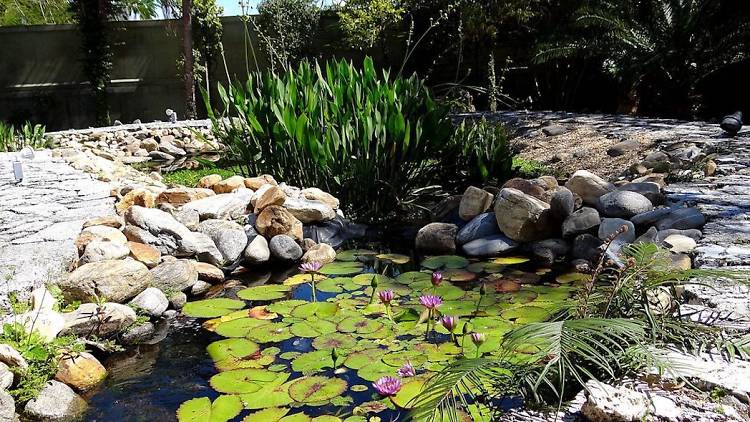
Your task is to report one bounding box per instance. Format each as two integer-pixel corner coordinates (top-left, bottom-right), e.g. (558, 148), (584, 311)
(299, 261), (322, 302)
(440, 315), (458, 342)
(373, 376), (402, 396)
(398, 362), (416, 378)
(431, 271), (443, 288)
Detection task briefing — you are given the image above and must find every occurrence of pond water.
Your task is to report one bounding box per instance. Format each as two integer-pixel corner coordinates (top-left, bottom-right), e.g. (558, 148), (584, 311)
(82, 247), (583, 421)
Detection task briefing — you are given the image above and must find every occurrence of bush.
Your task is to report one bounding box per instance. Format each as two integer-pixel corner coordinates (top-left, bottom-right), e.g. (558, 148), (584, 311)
(256, 0), (320, 69)
(207, 57), (459, 222)
(448, 118), (513, 187)
(0, 122), (49, 152)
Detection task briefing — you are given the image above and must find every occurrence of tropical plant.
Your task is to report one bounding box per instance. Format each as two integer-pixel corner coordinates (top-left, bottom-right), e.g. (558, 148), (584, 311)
(412, 240), (750, 421)
(255, 0), (320, 71)
(0, 0), (72, 25)
(446, 118), (513, 187)
(534, 0), (750, 117)
(0, 121), (49, 152)
(206, 57), (456, 222)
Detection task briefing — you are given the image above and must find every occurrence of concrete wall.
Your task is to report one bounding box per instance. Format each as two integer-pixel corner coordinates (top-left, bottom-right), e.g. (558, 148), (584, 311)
(0, 17), (360, 130)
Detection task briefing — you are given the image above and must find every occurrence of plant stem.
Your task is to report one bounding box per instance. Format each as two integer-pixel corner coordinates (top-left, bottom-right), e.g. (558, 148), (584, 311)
(311, 274), (317, 302)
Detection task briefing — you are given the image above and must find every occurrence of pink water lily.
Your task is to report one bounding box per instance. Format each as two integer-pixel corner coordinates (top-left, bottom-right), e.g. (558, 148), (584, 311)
(378, 289), (394, 305)
(471, 332), (486, 345)
(397, 362), (416, 378)
(419, 295), (443, 310)
(440, 315), (458, 333)
(373, 376), (402, 396)
(299, 262), (323, 273)
(431, 271), (443, 287)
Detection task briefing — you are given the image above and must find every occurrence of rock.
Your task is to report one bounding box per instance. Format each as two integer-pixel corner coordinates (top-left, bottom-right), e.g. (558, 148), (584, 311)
(124, 206), (216, 257)
(283, 198), (336, 224)
(549, 187), (576, 219)
(212, 175), (245, 194)
(269, 235), (303, 261)
(82, 215), (123, 230)
(629, 162), (649, 176)
(631, 173), (667, 187)
(663, 234), (697, 254)
(494, 188), (555, 242)
(126, 241), (161, 268)
(4, 310), (65, 342)
(0, 390), (15, 422)
(80, 225), (127, 245)
(250, 184), (273, 208)
(115, 188), (156, 213)
(256, 206), (303, 241)
(195, 262), (224, 283)
(140, 138), (158, 152)
(243, 235), (270, 265)
(580, 381), (649, 422)
(121, 322), (156, 345)
(607, 139), (640, 157)
(670, 253), (692, 270)
(23, 380), (87, 422)
(597, 191), (653, 218)
(54, 352), (106, 392)
(542, 124), (566, 136)
(565, 170), (615, 206)
(80, 239), (130, 264)
(720, 111), (743, 135)
(61, 302), (136, 337)
(31, 287), (56, 311)
(573, 234), (604, 261)
(415, 223), (458, 254)
(634, 226), (658, 244)
(456, 213), (500, 245)
(0, 362), (12, 390)
(529, 239), (569, 266)
(168, 292), (187, 310)
(150, 260), (198, 292)
(562, 207), (601, 238)
(190, 280), (212, 296)
(617, 182), (664, 206)
(159, 139), (186, 156)
(458, 186), (494, 221)
(155, 188), (213, 206)
(173, 208), (200, 231)
(198, 219), (248, 265)
(182, 189), (253, 220)
(502, 178), (546, 201)
(198, 174), (223, 189)
(533, 176), (558, 190)
(654, 207), (706, 230)
(129, 287), (169, 317)
(598, 218), (636, 243)
(655, 229), (702, 243)
(60, 260), (152, 303)
(704, 160), (717, 176)
(255, 186), (287, 212)
(630, 207), (675, 227)
(244, 174), (277, 190)
(0, 344), (28, 371)
(301, 188), (339, 209)
(650, 395), (681, 421)
(301, 238), (317, 252)
(301, 243), (337, 264)
(462, 235), (518, 257)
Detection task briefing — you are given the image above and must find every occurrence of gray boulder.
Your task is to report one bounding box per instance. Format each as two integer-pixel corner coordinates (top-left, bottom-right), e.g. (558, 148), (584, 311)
(80, 239), (130, 264)
(529, 239), (569, 266)
(655, 207), (706, 230)
(607, 139), (640, 157)
(0, 362), (12, 390)
(598, 218), (636, 243)
(0, 390), (13, 422)
(630, 207), (675, 227)
(617, 182), (664, 205)
(458, 186), (494, 221)
(493, 188), (555, 242)
(562, 207), (601, 238)
(634, 226), (658, 244)
(581, 381), (649, 422)
(549, 187), (576, 219)
(182, 189), (253, 220)
(565, 170), (615, 206)
(456, 213), (499, 245)
(415, 223), (458, 254)
(656, 228), (702, 243)
(173, 208), (200, 231)
(128, 287), (169, 317)
(124, 206), (217, 257)
(573, 234), (604, 261)
(121, 322), (156, 345)
(244, 235), (270, 265)
(150, 260), (198, 292)
(61, 302), (136, 338)
(269, 235), (303, 261)
(282, 197), (336, 223)
(598, 191), (653, 218)
(462, 235), (518, 257)
(198, 219), (248, 265)
(23, 380), (87, 422)
(59, 259), (152, 303)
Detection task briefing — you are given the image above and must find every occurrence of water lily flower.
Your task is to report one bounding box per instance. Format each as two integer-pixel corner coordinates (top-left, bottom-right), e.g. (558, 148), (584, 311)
(299, 262), (323, 273)
(440, 315), (458, 332)
(397, 362), (416, 378)
(431, 271), (443, 287)
(471, 332), (486, 346)
(419, 295), (443, 310)
(378, 289), (394, 305)
(373, 376), (402, 396)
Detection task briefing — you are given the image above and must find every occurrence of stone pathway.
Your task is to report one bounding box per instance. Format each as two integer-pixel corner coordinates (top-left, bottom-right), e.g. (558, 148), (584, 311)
(0, 150), (114, 308)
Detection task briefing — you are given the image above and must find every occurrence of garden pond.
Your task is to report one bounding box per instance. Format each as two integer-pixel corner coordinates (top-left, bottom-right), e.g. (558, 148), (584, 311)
(82, 248), (589, 421)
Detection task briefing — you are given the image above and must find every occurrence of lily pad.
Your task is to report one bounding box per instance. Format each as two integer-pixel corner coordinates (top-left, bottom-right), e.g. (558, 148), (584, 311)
(391, 378), (426, 409)
(291, 350), (334, 374)
(183, 298), (246, 318)
(290, 319), (337, 338)
(395, 271), (431, 284)
(319, 261), (365, 276)
(375, 253), (411, 264)
(291, 302), (339, 318)
(312, 332), (357, 350)
(336, 249), (377, 262)
(210, 368), (289, 394)
(421, 255), (469, 270)
(215, 317), (271, 338)
(315, 278), (344, 293)
(337, 316), (384, 334)
(238, 285), (292, 301)
(466, 262), (505, 274)
(245, 322), (294, 343)
(343, 348), (387, 370)
(288, 376), (348, 403)
(207, 338), (260, 363)
(177, 395), (243, 422)
(493, 256), (530, 265)
(501, 306), (551, 324)
(442, 269), (477, 283)
(352, 273), (394, 286)
(241, 383), (294, 410)
(243, 407), (290, 421)
(356, 361), (397, 381)
(555, 272), (591, 284)
(283, 273), (328, 286)
(267, 300), (308, 315)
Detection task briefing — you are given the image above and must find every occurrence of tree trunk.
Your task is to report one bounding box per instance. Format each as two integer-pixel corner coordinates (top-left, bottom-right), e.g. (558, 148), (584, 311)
(182, 0), (196, 119)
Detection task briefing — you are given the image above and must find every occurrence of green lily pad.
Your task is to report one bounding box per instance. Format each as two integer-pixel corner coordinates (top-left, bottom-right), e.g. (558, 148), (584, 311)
(291, 350), (334, 374)
(312, 332), (357, 350)
(238, 285), (292, 301)
(442, 269), (477, 283)
(241, 382), (294, 410)
(343, 348), (387, 370)
(183, 298), (246, 318)
(382, 351), (427, 368)
(245, 322), (294, 343)
(506, 289), (539, 304)
(215, 317), (271, 338)
(493, 256), (530, 265)
(279, 414), (312, 422)
(207, 338), (260, 363)
(356, 361), (396, 381)
(210, 368), (289, 394)
(291, 302), (339, 318)
(433, 283), (467, 300)
(290, 319), (337, 338)
(336, 249), (377, 262)
(315, 278), (344, 293)
(421, 255), (469, 270)
(288, 376), (348, 403)
(243, 407), (290, 421)
(319, 261), (365, 276)
(375, 253), (411, 264)
(283, 273), (327, 286)
(352, 273), (394, 286)
(555, 272), (591, 284)
(501, 306), (551, 324)
(177, 395), (243, 422)
(267, 300), (308, 315)
(391, 378), (426, 409)
(337, 316), (384, 334)
(466, 262), (505, 274)
(437, 300), (477, 316)
(395, 271), (431, 284)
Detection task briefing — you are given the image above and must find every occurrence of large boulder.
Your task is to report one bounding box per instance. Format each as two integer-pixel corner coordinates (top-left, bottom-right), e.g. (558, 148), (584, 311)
(562, 207), (601, 238)
(549, 187), (576, 219)
(630, 207), (675, 227)
(573, 234), (604, 262)
(150, 260), (198, 292)
(80, 225), (127, 245)
(597, 191), (653, 218)
(502, 178), (547, 201)
(303, 216), (366, 250)
(301, 243), (337, 264)
(529, 239), (569, 266)
(564, 170), (615, 206)
(283, 198), (336, 224)
(124, 206), (218, 258)
(269, 235), (303, 261)
(80, 239), (130, 264)
(462, 235), (518, 257)
(617, 182), (664, 205)
(127, 241), (161, 268)
(129, 287), (169, 317)
(493, 188), (555, 242)
(244, 174), (277, 190)
(23, 380), (87, 422)
(254, 185), (287, 212)
(212, 175), (245, 194)
(182, 188), (253, 220)
(155, 187), (214, 207)
(580, 381), (650, 422)
(198, 219), (248, 265)
(59, 260), (152, 303)
(654, 207), (706, 230)
(256, 205), (303, 241)
(3, 310), (65, 343)
(456, 213), (500, 245)
(243, 235), (270, 265)
(54, 352), (106, 392)
(598, 218), (636, 243)
(0, 362), (12, 390)
(458, 186), (494, 221)
(415, 223), (458, 254)
(301, 188), (339, 209)
(0, 389), (13, 422)
(61, 303), (136, 337)
(195, 262), (225, 283)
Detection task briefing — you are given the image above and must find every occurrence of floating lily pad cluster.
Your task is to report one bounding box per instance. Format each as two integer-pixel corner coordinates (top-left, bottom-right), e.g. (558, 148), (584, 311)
(179, 250), (583, 421)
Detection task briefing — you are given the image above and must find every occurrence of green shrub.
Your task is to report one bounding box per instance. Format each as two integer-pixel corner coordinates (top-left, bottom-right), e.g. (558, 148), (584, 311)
(162, 165), (243, 187)
(448, 118), (513, 187)
(207, 57), (456, 222)
(0, 121), (49, 152)
(256, 0), (320, 69)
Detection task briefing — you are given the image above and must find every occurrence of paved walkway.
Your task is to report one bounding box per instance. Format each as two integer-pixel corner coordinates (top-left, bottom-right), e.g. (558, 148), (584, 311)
(0, 150), (114, 307)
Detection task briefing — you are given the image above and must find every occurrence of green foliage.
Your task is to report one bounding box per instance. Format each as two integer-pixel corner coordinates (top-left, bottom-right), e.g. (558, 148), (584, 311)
(206, 57), (457, 222)
(0, 121), (49, 152)
(256, 0), (320, 70)
(0, 0), (72, 25)
(162, 165), (242, 187)
(0, 322), (84, 403)
(512, 157), (551, 179)
(339, 0), (405, 50)
(449, 118), (513, 186)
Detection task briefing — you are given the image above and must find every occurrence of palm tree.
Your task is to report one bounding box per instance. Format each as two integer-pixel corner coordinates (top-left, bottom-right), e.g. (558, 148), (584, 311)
(535, 0), (750, 117)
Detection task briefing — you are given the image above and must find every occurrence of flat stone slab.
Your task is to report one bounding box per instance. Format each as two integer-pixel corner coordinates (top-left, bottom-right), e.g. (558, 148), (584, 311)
(0, 150), (114, 307)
